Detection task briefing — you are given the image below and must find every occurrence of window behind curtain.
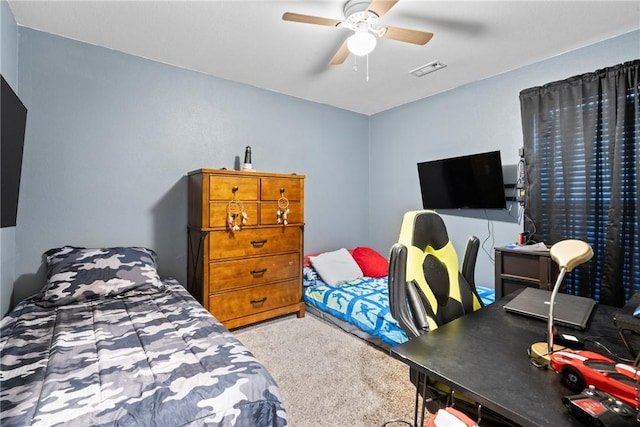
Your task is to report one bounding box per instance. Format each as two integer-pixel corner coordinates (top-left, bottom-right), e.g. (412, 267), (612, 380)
(519, 60), (639, 306)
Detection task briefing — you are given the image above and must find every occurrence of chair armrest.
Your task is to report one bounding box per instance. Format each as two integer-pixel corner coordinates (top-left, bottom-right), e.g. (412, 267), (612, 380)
(389, 243), (428, 338)
(461, 236), (479, 289)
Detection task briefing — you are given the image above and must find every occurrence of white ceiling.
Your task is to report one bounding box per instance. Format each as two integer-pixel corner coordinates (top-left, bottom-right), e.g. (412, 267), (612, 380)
(8, 0), (640, 115)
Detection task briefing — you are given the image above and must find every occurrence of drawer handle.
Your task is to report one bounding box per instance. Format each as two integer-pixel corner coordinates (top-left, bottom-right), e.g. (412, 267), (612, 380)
(250, 268), (267, 275)
(250, 297), (267, 305)
(250, 239), (268, 246)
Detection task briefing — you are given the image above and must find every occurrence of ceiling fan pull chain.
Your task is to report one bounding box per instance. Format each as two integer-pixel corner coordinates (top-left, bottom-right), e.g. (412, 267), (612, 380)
(366, 54), (370, 82)
(353, 55), (358, 72)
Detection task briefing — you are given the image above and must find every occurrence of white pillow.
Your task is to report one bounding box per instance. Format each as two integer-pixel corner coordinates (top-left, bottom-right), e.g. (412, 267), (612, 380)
(309, 248), (363, 286)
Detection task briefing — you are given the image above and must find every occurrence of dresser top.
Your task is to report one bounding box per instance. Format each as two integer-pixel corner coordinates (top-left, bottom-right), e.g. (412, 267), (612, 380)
(189, 168), (305, 179)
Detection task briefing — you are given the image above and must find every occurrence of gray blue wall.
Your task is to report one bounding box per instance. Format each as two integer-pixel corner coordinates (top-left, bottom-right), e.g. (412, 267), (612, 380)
(10, 26), (369, 307)
(2, 0), (638, 314)
(1, 0), (19, 315)
(369, 30), (640, 286)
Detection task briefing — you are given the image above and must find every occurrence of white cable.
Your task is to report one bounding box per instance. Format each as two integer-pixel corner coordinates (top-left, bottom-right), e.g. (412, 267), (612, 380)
(481, 211), (496, 264)
(366, 54), (370, 82)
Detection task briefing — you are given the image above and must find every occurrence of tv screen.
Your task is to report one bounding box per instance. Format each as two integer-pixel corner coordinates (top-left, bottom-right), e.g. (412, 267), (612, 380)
(1, 75), (28, 228)
(417, 150), (506, 210)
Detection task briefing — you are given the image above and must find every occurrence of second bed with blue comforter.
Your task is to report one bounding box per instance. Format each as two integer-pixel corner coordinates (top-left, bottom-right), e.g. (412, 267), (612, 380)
(303, 275), (495, 348)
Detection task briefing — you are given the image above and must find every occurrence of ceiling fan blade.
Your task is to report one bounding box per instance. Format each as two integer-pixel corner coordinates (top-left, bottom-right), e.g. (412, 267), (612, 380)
(282, 12), (341, 28)
(329, 41), (350, 65)
(382, 26), (434, 45)
(366, 0), (399, 18)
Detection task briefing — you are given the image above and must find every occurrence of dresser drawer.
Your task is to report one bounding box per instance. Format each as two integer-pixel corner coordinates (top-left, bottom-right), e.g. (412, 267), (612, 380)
(208, 227), (301, 260)
(261, 177), (303, 201)
(208, 202), (258, 228)
(209, 252), (300, 292)
(259, 202), (303, 225)
(209, 279), (301, 322)
(209, 175), (259, 201)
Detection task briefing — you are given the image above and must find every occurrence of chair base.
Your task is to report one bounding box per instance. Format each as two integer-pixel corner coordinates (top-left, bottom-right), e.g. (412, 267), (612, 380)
(411, 369), (519, 426)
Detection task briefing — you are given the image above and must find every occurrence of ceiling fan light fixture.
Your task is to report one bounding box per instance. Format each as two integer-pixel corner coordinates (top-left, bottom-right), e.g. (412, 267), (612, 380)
(347, 31), (377, 56)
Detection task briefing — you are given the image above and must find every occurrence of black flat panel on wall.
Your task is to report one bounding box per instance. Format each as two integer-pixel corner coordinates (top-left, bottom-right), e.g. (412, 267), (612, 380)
(1, 75), (28, 228)
(417, 150), (507, 210)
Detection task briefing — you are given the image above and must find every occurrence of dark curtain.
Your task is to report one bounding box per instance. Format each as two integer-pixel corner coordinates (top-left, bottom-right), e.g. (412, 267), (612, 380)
(519, 60), (639, 306)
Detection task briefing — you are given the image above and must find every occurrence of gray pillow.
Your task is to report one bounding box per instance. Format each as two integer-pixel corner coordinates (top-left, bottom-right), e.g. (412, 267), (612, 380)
(39, 246), (163, 306)
(309, 248), (363, 286)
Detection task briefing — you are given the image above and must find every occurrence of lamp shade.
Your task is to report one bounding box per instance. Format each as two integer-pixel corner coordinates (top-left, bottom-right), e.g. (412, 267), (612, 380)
(347, 31), (377, 56)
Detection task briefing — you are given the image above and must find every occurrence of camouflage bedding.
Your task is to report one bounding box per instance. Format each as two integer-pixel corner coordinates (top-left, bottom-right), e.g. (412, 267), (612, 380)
(0, 277), (288, 426)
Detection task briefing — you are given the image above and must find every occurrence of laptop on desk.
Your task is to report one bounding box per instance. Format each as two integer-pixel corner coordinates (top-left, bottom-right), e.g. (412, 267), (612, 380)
(503, 287), (596, 330)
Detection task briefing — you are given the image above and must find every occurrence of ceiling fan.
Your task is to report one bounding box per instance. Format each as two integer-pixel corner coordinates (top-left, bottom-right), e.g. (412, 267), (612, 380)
(282, 0), (433, 65)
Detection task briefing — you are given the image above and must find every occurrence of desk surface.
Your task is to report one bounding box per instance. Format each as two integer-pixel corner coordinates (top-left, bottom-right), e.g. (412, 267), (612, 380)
(390, 290), (637, 427)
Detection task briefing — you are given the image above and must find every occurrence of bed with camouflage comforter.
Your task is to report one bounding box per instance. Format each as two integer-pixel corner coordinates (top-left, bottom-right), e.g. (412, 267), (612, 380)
(0, 246), (287, 427)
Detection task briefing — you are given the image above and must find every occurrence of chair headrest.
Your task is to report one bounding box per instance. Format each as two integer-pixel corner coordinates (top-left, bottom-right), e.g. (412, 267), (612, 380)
(549, 240), (593, 272)
(401, 210), (449, 251)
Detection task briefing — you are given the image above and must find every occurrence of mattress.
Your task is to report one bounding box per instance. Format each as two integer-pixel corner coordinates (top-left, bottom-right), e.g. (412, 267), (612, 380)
(303, 276), (495, 348)
(0, 278), (287, 427)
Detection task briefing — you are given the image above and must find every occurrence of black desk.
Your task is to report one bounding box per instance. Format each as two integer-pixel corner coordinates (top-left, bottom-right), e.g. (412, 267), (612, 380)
(390, 290), (637, 427)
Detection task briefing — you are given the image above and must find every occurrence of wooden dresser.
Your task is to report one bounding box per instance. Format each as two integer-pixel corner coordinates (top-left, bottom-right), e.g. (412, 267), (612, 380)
(187, 168), (305, 329)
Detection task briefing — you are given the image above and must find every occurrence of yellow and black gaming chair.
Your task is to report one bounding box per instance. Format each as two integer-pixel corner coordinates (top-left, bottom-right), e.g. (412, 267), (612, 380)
(389, 210), (514, 426)
(388, 209), (483, 338)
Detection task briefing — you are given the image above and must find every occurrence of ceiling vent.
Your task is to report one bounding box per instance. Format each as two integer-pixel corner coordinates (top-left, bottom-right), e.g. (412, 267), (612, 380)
(410, 60), (446, 77)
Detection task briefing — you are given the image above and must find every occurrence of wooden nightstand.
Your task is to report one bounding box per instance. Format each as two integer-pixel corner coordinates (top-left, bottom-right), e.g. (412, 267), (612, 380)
(494, 246), (559, 299)
(187, 168), (305, 329)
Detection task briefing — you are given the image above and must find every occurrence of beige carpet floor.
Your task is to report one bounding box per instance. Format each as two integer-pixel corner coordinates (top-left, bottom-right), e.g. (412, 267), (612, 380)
(234, 313), (423, 427)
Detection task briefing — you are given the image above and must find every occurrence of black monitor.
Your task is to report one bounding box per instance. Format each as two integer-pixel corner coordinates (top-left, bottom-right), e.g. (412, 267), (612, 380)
(1, 74), (28, 228)
(417, 150), (506, 210)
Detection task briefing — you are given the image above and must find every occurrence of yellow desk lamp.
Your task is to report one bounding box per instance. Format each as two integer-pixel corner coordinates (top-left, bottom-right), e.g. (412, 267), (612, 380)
(529, 239), (594, 367)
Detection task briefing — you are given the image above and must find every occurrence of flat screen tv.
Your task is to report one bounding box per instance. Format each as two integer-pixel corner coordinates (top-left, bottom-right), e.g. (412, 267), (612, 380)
(1, 75), (28, 228)
(417, 150), (506, 210)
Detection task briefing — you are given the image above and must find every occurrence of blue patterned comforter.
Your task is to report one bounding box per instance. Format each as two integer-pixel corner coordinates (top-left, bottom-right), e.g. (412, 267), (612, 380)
(304, 276), (495, 347)
(0, 279), (287, 427)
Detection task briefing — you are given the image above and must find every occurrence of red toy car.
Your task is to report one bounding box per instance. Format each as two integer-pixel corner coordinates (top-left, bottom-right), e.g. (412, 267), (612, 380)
(550, 349), (640, 409)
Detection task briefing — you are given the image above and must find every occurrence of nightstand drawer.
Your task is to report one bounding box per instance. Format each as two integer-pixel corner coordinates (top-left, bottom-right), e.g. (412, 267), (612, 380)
(208, 227), (301, 260)
(209, 252), (300, 292)
(501, 252), (545, 277)
(209, 279), (301, 322)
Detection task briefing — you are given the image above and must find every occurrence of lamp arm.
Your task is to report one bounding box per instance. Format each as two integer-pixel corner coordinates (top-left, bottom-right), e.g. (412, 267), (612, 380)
(548, 267), (568, 354)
